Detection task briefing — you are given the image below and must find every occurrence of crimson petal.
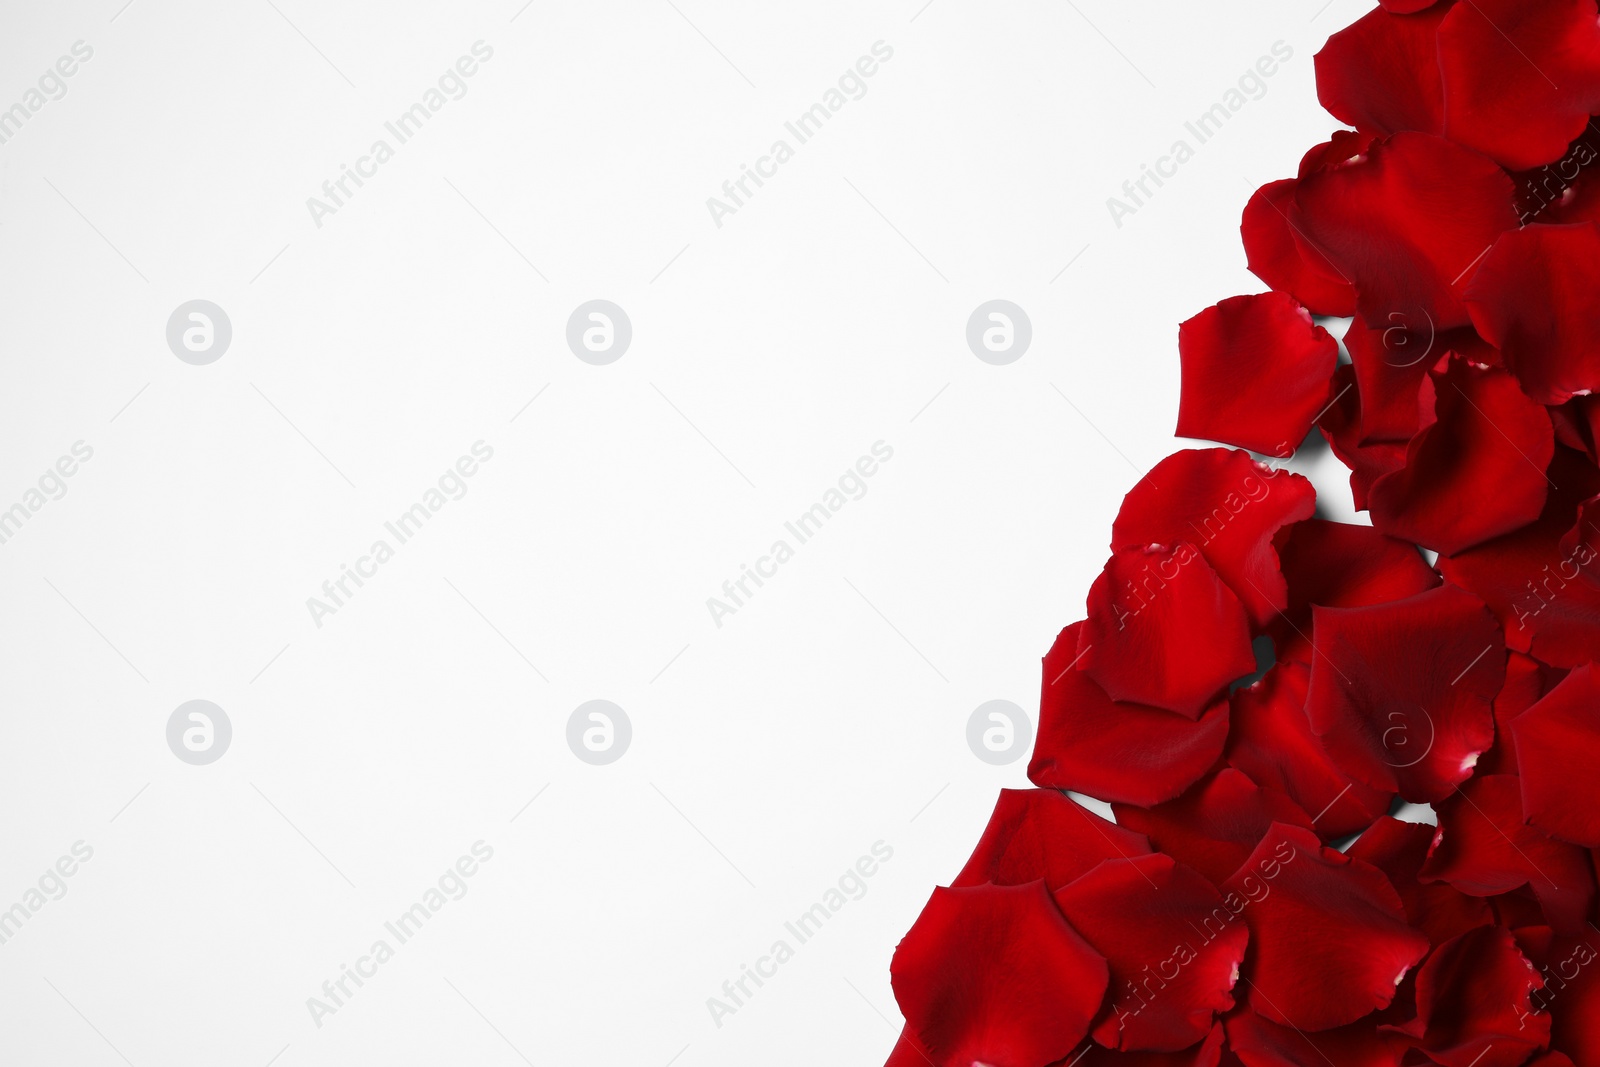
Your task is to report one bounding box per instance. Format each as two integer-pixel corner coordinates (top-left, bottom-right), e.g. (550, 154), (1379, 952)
(1175, 295), (1339, 457)
(1306, 583), (1502, 803)
(1466, 221), (1600, 405)
(1224, 823), (1429, 1030)
(1031, 623), (1228, 808)
(1512, 662), (1600, 847)
(1078, 545), (1257, 719)
(891, 881), (1109, 1067)
(1052, 855), (1248, 1053)
(1111, 450), (1316, 630)
(951, 788), (1152, 891)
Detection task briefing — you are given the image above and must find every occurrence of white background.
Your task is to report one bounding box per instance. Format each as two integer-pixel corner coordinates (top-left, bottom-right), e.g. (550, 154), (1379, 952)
(0, 1), (1364, 1064)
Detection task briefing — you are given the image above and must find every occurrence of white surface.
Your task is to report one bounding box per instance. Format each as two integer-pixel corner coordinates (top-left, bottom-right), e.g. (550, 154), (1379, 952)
(0, 1), (1366, 1064)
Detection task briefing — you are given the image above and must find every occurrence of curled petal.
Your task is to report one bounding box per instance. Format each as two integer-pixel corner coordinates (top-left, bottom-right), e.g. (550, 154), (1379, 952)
(1241, 178), (1358, 316)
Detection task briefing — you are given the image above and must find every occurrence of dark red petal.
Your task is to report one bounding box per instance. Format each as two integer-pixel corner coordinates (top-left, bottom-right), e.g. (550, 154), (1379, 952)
(1347, 815), (1493, 947)
(1241, 178), (1358, 316)
(1078, 544), (1257, 719)
(1073, 1024), (1226, 1067)
(952, 788), (1152, 891)
(1340, 315), (1439, 444)
(1438, 0), (1600, 169)
(1512, 662), (1600, 847)
(1113, 769), (1315, 887)
(1316, 364), (1413, 511)
(1379, 0), (1442, 10)
(1110, 450), (1316, 629)
(1367, 359), (1554, 555)
(1315, 5), (1448, 140)
(1477, 651), (1560, 775)
(1540, 934), (1600, 1064)
(1053, 855), (1248, 1053)
(1412, 925), (1550, 1067)
(1421, 773), (1597, 934)
(891, 882), (1109, 1067)
(1031, 623), (1228, 807)
(1466, 221), (1600, 404)
(1271, 518), (1440, 667)
(1175, 295), (1339, 457)
(1224, 1007), (1409, 1067)
(1306, 583), (1502, 803)
(1514, 126), (1600, 226)
(1294, 132), (1518, 331)
(1226, 661), (1393, 840)
(1439, 448), (1600, 668)
(1224, 823), (1430, 1030)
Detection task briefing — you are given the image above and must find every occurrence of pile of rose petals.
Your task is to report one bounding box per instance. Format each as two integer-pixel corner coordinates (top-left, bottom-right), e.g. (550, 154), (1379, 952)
(883, 3), (1600, 1065)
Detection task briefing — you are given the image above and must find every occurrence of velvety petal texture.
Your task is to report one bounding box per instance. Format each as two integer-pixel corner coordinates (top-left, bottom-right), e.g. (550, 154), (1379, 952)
(1176, 294), (1339, 457)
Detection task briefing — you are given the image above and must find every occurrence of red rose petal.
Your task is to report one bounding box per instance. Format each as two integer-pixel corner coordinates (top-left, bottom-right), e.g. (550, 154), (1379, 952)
(1113, 768), (1315, 888)
(1346, 815), (1494, 947)
(1224, 1007), (1409, 1067)
(1226, 661), (1393, 840)
(1439, 448), (1600, 668)
(1294, 132), (1518, 331)
(1438, 0), (1600, 170)
(1240, 178), (1358, 317)
(1315, 5), (1448, 141)
(1175, 294), (1339, 457)
(951, 788), (1152, 891)
(1078, 544), (1257, 719)
(1053, 855), (1248, 1053)
(1421, 773), (1597, 934)
(1306, 583), (1502, 803)
(1410, 924), (1550, 1067)
(1367, 358), (1554, 555)
(1466, 221), (1600, 405)
(1110, 450), (1316, 630)
(1224, 823), (1429, 1030)
(1074, 1024), (1227, 1067)
(1512, 663), (1600, 847)
(1271, 517), (1440, 667)
(1030, 623), (1229, 808)
(891, 881), (1108, 1067)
